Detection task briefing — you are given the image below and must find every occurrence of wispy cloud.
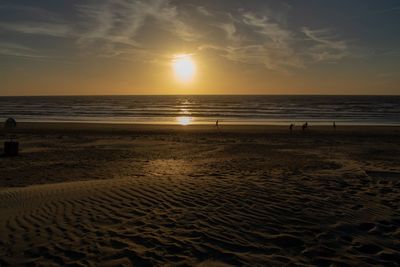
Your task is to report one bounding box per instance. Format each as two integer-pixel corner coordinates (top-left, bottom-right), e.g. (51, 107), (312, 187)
(370, 48), (400, 57)
(215, 22), (240, 43)
(302, 27), (348, 62)
(196, 6), (212, 17)
(0, 4), (71, 37)
(201, 10), (303, 72)
(0, 22), (71, 37)
(0, 1), (354, 71)
(77, 0), (199, 58)
(0, 42), (47, 58)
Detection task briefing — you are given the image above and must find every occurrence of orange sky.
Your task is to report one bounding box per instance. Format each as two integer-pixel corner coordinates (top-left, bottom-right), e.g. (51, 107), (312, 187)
(1, 1), (399, 95)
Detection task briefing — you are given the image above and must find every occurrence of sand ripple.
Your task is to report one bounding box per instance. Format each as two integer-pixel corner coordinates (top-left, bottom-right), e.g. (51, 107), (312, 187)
(1, 170), (400, 266)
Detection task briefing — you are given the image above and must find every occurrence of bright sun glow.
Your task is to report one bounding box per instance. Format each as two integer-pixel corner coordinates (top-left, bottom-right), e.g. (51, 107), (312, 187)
(172, 54), (196, 83)
(177, 116), (192, 126)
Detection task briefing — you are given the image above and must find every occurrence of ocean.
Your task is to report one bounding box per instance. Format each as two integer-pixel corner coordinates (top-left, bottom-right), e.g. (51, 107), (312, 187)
(0, 95), (399, 125)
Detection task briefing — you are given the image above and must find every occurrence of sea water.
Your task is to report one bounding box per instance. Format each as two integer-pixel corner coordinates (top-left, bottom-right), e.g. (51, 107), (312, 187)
(0, 95), (399, 125)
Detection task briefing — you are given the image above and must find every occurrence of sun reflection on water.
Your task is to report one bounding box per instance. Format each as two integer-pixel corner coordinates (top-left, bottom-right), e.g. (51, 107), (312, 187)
(177, 116), (192, 125)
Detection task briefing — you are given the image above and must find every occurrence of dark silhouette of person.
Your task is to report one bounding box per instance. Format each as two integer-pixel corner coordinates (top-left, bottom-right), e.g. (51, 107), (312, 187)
(333, 121), (336, 130)
(302, 122), (307, 132)
(216, 120), (219, 127)
(289, 123), (294, 134)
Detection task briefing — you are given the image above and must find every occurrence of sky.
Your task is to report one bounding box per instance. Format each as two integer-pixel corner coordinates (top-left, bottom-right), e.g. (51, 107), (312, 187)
(0, 0), (399, 96)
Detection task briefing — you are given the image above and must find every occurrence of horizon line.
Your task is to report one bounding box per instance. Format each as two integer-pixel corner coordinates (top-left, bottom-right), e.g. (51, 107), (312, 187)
(1, 93), (400, 97)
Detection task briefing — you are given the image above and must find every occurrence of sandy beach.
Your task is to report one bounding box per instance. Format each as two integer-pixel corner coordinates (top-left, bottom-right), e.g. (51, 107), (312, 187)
(1, 123), (400, 266)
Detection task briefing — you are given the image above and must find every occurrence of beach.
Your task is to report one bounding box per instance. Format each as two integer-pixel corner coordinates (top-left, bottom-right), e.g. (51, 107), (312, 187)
(1, 123), (400, 266)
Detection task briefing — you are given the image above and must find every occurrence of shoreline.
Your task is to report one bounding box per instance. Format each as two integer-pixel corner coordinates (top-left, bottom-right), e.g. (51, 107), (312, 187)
(1, 121), (399, 136)
(3, 119), (400, 126)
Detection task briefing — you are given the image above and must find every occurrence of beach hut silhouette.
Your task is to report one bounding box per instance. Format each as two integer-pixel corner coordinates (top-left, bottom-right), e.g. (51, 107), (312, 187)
(4, 118), (19, 156)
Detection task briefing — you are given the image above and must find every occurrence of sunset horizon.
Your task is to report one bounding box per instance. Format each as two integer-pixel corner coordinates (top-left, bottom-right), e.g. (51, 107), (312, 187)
(2, 92), (400, 97)
(1, 0), (399, 96)
(1, 1), (400, 266)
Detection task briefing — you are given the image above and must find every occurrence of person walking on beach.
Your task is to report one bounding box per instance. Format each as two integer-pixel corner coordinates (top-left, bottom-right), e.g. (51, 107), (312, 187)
(216, 120), (219, 127)
(289, 123), (294, 134)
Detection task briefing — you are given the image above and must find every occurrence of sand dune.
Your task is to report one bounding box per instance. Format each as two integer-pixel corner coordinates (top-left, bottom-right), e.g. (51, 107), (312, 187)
(1, 124), (400, 266)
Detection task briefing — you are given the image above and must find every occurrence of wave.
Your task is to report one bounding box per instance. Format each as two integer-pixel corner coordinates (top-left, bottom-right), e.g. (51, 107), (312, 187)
(0, 95), (399, 125)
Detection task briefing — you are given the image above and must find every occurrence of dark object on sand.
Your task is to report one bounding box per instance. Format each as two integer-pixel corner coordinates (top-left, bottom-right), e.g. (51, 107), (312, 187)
(4, 141), (19, 156)
(216, 120), (219, 127)
(333, 121), (336, 130)
(5, 118), (17, 129)
(302, 122), (308, 131)
(4, 118), (19, 156)
(289, 123), (294, 133)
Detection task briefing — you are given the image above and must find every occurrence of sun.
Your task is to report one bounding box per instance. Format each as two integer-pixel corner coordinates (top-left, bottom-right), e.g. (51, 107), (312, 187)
(172, 54), (196, 83)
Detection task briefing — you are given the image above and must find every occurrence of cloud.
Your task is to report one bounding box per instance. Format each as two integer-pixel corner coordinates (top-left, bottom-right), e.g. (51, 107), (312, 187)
(370, 48), (400, 57)
(0, 1), (353, 72)
(202, 11), (350, 72)
(302, 27), (348, 62)
(0, 4), (71, 37)
(77, 0), (198, 54)
(77, 0), (347, 72)
(196, 6), (212, 17)
(0, 22), (71, 37)
(200, 43), (303, 73)
(215, 22), (240, 43)
(0, 42), (47, 58)
(201, 10), (303, 72)
(242, 12), (291, 46)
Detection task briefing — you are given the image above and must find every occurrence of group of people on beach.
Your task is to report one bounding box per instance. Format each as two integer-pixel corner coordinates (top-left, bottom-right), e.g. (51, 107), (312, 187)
(214, 120), (337, 132)
(289, 121), (337, 133)
(289, 123), (302, 133)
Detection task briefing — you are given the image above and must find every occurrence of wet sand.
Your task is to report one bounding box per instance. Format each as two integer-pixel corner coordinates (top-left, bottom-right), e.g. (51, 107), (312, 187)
(1, 123), (400, 266)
